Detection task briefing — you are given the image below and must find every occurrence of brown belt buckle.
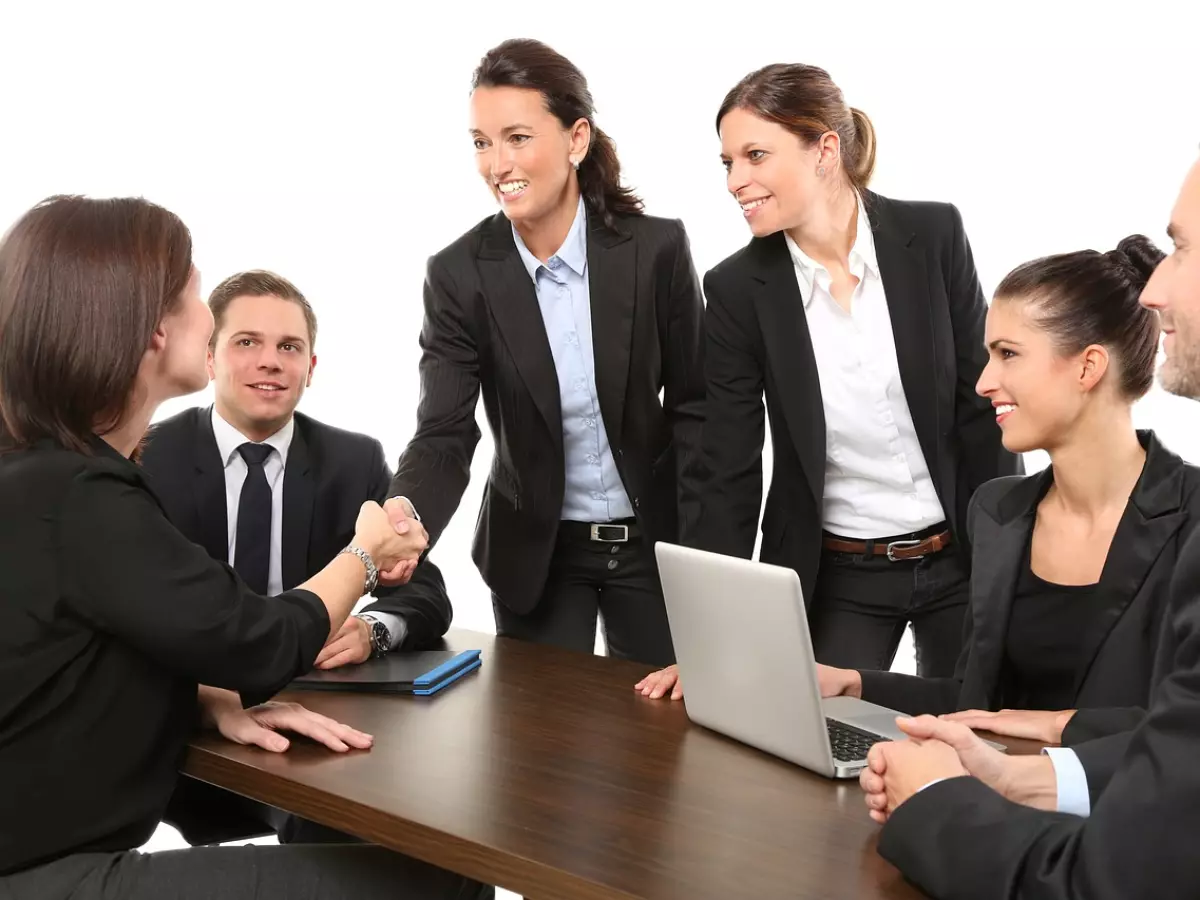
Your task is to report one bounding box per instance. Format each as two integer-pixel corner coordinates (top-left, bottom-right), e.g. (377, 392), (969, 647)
(885, 539), (924, 562)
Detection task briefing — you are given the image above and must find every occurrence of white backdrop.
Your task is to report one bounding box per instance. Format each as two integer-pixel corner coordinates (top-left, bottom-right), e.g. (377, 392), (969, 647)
(4, 0), (1200, 869)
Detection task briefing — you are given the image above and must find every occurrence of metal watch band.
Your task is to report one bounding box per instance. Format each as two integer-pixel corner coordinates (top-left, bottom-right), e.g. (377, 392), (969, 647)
(339, 544), (378, 594)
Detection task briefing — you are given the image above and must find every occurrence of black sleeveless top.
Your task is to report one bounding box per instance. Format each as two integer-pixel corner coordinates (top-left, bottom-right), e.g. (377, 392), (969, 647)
(1002, 547), (1100, 710)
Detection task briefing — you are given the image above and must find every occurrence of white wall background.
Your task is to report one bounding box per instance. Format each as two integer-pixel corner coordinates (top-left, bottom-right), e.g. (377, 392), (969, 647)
(4, 0), (1199, 873)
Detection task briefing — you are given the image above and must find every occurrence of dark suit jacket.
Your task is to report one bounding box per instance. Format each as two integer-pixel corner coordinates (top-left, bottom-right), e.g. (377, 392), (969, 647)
(0, 438), (327, 875)
(390, 207), (706, 614)
(859, 431), (1200, 720)
(695, 191), (1021, 605)
(140, 407), (452, 650)
(877, 523), (1200, 900)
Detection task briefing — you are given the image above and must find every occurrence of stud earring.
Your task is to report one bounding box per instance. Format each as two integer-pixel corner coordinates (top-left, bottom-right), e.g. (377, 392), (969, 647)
(817, 166), (826, 177)
(571, 158), (580, 170)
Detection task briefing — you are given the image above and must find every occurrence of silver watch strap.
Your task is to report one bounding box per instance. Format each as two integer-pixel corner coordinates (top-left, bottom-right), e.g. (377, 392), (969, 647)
(340, 544), (378, 594)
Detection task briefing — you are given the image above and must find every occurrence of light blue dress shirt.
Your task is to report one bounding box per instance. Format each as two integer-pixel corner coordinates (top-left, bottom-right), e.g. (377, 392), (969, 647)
(1045, 746), (1091, 816)
(511, 197), (633, 523)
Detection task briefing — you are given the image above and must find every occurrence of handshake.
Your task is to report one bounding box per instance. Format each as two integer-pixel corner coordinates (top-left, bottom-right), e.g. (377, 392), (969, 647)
(351, 496), (429, 587)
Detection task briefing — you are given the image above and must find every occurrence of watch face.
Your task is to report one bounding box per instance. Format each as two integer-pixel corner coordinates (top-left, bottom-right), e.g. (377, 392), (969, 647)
(371, 621), (389, 655)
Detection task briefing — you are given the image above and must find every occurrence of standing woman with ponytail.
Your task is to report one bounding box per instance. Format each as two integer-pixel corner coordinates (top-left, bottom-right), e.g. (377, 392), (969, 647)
(389, 39), (705, 664)
(639, 64), (1021, 699)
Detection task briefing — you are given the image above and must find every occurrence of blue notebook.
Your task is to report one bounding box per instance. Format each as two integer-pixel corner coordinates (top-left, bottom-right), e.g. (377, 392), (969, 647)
(292, 649), (482, 695)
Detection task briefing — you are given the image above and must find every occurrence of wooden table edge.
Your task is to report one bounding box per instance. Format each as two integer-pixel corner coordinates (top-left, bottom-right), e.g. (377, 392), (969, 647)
(183, 743), (644, 900)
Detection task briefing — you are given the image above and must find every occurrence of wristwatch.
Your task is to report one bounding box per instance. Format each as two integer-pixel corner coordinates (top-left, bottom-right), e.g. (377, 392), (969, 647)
(356, 613), (391, 658)
(339, 544), (378, 594)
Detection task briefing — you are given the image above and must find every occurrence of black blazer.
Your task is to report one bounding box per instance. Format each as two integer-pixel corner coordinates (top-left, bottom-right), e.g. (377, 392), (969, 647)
(860, 431), (1200, 717)
(390, 208), (706, 614)
(0, 438), (327, 875)
(876, 524), (1200, 900)
(695, 191), (1021, 604)
(141, 407), (451, 649)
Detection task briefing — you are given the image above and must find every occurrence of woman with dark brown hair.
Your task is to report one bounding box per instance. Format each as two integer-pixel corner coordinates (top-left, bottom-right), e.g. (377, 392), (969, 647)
(389, 38), (705, 665)
(0, 196), (486, 899)
(638, 63), (1021, 700)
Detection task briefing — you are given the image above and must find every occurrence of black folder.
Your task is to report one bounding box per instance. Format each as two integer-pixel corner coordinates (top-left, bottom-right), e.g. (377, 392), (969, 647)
(291, 649), (482, 695)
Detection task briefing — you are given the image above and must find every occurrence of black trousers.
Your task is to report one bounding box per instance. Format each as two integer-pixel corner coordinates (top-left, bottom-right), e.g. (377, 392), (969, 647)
(0, 845), (493, 900)
(493, 522), (676, 667)
(808, 541), (970, 677)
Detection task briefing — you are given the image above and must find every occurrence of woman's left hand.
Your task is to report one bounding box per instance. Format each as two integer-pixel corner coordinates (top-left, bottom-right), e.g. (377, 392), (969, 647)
(207, 694), (374, 753)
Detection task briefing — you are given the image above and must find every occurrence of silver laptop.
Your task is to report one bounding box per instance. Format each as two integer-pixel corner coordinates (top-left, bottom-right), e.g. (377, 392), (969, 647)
(656, 542), (922, 779)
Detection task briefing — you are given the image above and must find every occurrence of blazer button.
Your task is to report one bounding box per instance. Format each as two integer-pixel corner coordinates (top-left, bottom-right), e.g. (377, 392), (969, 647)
(633, 497), (640, 508)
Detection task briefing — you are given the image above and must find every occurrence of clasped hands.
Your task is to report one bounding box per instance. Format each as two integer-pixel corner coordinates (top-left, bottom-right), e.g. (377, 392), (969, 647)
(315, 497), (426, 670)
(368, 496), (428, 587)
(858, 708), (1072, 823)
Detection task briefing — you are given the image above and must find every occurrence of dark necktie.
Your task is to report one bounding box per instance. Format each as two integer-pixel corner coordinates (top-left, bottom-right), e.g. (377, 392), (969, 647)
(234, 442), (274, 595)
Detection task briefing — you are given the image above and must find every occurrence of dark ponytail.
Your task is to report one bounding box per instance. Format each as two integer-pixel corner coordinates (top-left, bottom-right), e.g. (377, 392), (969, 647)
(995, 234), (1165, 400)
(472, 38), (643, 229)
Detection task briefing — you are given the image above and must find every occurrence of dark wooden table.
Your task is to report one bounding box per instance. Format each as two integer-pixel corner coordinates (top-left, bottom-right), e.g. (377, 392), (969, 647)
(185, 630), (1033, 900)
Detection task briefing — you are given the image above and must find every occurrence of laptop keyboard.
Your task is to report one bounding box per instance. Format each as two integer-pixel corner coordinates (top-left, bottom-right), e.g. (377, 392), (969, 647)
(826, 718), (888, 762)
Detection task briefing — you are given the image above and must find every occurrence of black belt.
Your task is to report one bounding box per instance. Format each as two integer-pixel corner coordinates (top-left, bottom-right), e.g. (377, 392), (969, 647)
(558, 518), (641, 543)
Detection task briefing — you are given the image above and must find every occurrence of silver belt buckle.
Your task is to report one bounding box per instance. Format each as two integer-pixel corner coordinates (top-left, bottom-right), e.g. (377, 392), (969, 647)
(886, 539), (924, 562)
(590, 523), (630, 543)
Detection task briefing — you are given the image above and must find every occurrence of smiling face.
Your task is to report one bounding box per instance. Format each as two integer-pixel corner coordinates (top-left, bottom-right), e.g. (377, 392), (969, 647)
(1141, 160), (1200, 399)
(470, 85), (589, 230)
(975, 296), (1115, 453)
(208, 293), (316, 442)
(718, 106), (831, 238)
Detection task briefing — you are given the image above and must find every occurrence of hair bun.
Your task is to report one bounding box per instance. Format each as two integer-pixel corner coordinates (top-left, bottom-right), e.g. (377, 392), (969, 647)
(1110, 234), (1165, 288)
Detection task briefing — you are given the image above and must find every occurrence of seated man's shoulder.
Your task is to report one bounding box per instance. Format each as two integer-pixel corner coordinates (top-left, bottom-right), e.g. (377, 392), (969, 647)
(294, 413), (387, 489)
(143, 406), (205, 448)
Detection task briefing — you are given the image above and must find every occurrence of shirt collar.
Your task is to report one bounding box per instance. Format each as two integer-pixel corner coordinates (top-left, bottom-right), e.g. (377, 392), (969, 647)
(211, 406), (295, 470)
(784, 193), (879, 308)
(512, 195), (588, 282)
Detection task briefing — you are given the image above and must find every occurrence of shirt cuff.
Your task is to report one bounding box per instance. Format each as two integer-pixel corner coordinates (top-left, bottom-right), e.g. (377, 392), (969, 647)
(1043, 746), (1091, 818)
(359, 611), (408, 651)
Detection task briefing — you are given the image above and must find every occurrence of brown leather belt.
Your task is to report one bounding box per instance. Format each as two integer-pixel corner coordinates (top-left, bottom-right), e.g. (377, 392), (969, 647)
(822, 529), (953, 562)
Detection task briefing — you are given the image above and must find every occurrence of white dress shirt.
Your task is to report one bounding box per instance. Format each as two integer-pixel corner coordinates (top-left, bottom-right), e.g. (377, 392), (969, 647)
(210, 409), (407, 650)
(211, 408), (293, 598)
(785, 197), (945, 538)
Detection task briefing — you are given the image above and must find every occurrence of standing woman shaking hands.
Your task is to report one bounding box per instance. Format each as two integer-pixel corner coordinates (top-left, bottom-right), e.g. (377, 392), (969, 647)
(638, 64), (1020, 700)
(390, 39), (705, 665)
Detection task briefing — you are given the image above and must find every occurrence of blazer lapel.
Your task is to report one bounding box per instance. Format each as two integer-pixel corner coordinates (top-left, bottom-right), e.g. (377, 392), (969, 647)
(281, 421), (315, 592)
(1069, 433), (1188, 700)
(867, 194), (944, 481)
(477, 213), (563, 446)
(749, 234), (826, 504)
(963, 473), (1048, 709)
(586, 218), (636, 452)
(192, 407), (231, 563)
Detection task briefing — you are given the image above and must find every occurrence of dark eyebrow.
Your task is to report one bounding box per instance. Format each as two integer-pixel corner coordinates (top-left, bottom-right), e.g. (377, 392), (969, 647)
(987, 338), (1022, 350)
(230, 330), (307, 348)
(469, 124), (535, 137)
